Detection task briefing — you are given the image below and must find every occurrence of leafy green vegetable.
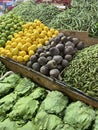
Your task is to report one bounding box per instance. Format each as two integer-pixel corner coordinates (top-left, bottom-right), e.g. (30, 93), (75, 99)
(16, 121), (38, 130)
(9, 96), (39, 121)
(0, 82), (14, 97)
(3, 73), (20, 86)
(0, 61), (7, 78)
(35, 110), (62, 130)
(0, 118), (17, 130)
(63, 101), (95, 130)
(29, 87), (47, 100)
(93, 110), (98, 130)
(39, 91), (68, 115)
(15, 77), (34, 96)
(0, 93), (17, 116)
(55, 122), (75, 130)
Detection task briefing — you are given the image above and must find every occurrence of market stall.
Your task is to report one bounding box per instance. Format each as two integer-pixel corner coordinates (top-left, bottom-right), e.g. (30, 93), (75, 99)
(0, 0), (98, 129)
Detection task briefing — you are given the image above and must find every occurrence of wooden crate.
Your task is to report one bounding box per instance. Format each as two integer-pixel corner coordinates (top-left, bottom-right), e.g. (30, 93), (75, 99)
(0, 56), (98, 108)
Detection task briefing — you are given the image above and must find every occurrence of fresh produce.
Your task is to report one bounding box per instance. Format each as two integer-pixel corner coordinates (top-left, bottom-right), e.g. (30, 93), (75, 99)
(49, 0), (98, 33)
(9, 2), (60, 26)
(0, 20), (59, 62)
(62, 44), (98, 99)
(0, 61), (8, 77)
(63, 101), (95, 130)
(0, 13), (24, 47)
(0, 72), (97, 130)
(27, 32), (84, 78)
(93, 110), (98, 130)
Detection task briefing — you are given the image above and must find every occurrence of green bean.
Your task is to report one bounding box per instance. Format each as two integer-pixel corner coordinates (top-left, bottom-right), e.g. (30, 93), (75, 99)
(62, 44), (98, 100)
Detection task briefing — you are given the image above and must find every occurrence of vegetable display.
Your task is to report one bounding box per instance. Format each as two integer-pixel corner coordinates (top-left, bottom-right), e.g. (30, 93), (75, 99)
(9, 2), (60, 26)
(27, 32), (84, 78)
(0, 61), (8, 77)
(0, 20), (59, 62)
(62, 44), (98, 99)
(49, 0), (98, 32)
(0, 13), (24, 47)
(0, 70), (97, 130)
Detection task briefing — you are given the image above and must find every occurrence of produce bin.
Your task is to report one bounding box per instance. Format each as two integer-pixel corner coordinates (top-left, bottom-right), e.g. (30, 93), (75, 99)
(0, 55), (98, 108)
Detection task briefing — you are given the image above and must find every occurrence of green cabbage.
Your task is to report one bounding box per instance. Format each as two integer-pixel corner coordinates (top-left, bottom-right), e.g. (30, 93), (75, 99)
(64, 101), (95, 130)
(9, 96), (39, 121)
(35, 110), (62, 130)
(39, 91), (68, 115)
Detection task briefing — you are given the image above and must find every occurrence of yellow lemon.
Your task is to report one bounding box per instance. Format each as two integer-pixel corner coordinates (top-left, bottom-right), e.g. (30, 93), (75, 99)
(28, 50), (34, 56)
(25, 42), (32, 48)
(11, 42), (17, 48)
(17, 56), (24, 62)
(54, 30), (59, 35)
(17, 42), (23, 50)
(6, 40), (12, 46)
(37, 43), (42, 48)
(12, 55), (17, 61)
(12, 48), (19, 55)
(21, 44), (28, 51)
(44, 26), (49, 31)
(23, 55), (29, 62)
(5, 45), (11, 50)
(19, 50), (27, 57)
(28, 44), (36, 52)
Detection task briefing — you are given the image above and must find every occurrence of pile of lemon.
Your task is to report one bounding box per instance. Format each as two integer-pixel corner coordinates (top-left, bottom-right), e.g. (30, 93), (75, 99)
(0, 13), (25, 47)
(0, 19), (59, 63)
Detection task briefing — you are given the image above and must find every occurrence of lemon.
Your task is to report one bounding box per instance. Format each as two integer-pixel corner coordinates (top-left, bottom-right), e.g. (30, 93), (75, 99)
(28, 50), (34, 56)
(5, 45), (11, 50)
(12, 55), (17, 61)
(11, 42), (17, 48)
(23, 55), (29, 62)
(19, 51), (26, 57)
(17, 56), (23, 62)
(21, 44), (28, 51)
(16, 42), (22, 50)
(12, 48), (19, 55)
(37, 44), (42, 48)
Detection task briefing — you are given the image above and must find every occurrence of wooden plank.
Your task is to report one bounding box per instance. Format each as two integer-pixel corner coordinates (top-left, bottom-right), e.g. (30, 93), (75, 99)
(61, 30), (98, 46)
(0, 56), (98, 108)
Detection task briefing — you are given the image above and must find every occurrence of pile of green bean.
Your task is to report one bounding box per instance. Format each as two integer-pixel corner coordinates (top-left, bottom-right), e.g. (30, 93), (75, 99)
(49, 0), (98, 32)
(9, 2), (60, 26)
(62, 44), (98, 100)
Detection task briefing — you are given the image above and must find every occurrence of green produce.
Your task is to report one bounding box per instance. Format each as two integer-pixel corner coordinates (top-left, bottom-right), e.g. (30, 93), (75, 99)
(55, 123), (75, 130)
(9, 2), (60, 25)
(29, 87), (47, 100)
(0, 13), (24, 47)
(62, 44), (98, 99)
(0, 93), (17, 117)
(9, 96), (39, 122)
(49, 0), (98, 32)
(15, 78), (35, 96)
(63, 101), (95, 130)
(34, 110), (62, 130)
(93, 110), (98, 130)
(0, 74), (20, 97)
(0, 72), (97, 129)
(0, 118), (17, 130)
(39, 91), (68, 116)
(0, 61), (7, 78)
(17, 121), (38, 130)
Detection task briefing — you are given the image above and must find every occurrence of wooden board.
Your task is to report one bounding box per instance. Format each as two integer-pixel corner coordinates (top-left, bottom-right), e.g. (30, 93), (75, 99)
(61, 30), (98, 46)
(0, 56), (98, 108)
